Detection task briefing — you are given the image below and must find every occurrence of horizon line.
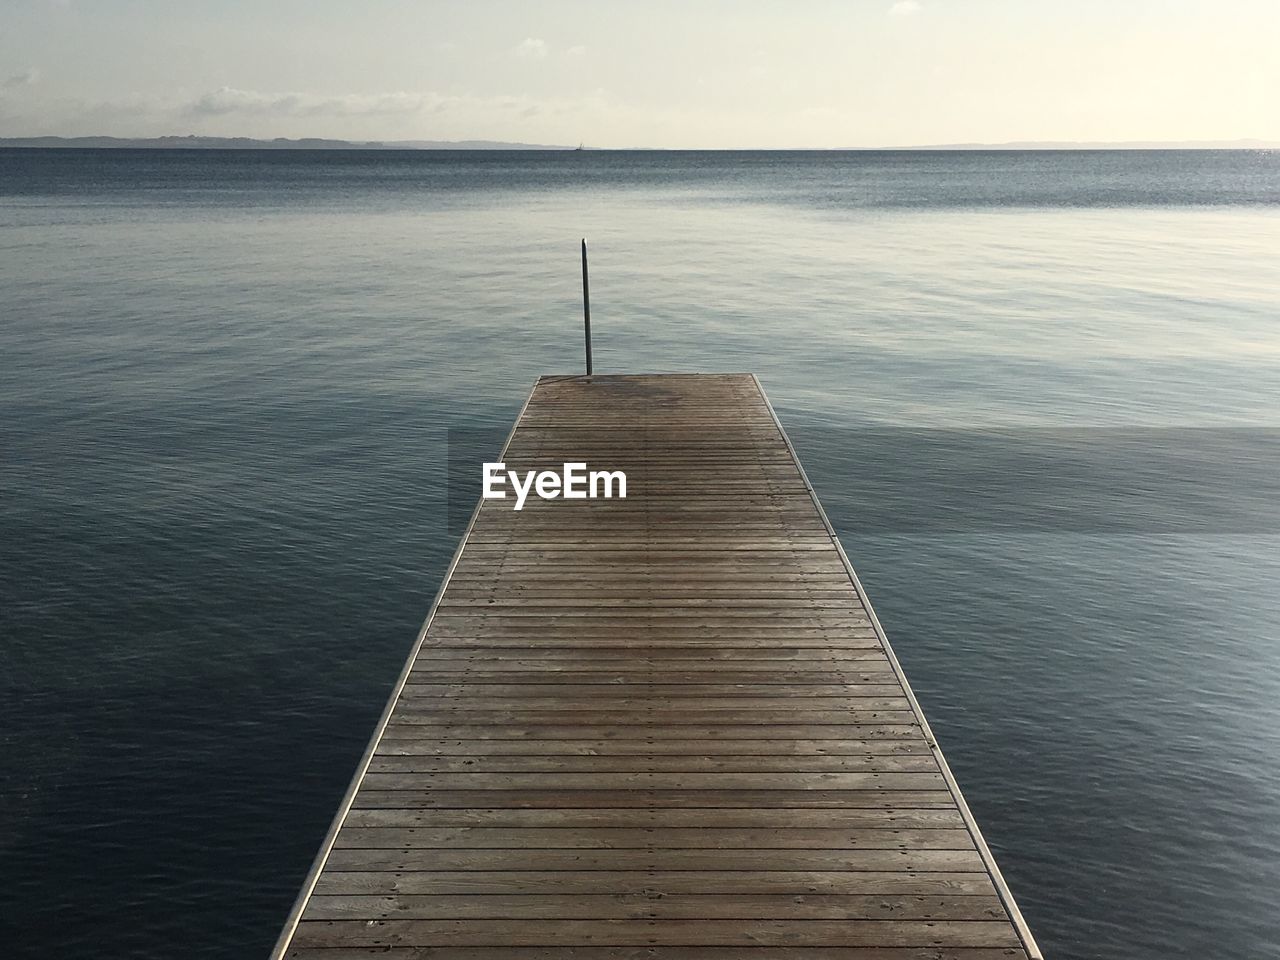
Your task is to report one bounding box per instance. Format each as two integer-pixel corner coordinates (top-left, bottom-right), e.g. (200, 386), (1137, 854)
(3, 134), (1280, 152)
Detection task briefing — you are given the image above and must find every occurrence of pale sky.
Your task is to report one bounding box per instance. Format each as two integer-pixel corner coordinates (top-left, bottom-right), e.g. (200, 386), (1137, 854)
(1, 0), (1276, 147)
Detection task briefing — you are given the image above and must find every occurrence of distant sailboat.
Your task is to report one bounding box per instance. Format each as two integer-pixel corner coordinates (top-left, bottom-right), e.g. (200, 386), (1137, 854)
(575, 142), (584, 151)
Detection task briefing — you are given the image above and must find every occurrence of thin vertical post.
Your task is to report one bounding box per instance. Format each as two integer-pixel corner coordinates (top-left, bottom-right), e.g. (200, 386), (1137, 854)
(581, 238), (592, 376)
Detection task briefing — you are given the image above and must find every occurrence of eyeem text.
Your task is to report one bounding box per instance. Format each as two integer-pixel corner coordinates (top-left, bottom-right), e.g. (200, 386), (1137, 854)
(483, 462), (627, 511)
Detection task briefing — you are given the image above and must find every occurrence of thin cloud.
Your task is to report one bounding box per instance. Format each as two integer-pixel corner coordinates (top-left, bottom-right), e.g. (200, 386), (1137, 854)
(566, 45), (587, 57)
(2, 69), (40, 90)
(164, 85), (596, 134)
(888, 0), (921, 15)
(516, 38), (548, 59)
(184, 87), (436, 119)
(2, 82), (627, 145)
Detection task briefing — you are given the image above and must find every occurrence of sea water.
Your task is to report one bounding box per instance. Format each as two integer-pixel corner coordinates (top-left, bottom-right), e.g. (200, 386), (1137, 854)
(2, 148), (1278, 958)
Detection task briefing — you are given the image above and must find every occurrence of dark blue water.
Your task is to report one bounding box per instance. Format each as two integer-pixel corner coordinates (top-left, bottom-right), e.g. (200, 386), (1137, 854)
(3, 149), (1278, 959)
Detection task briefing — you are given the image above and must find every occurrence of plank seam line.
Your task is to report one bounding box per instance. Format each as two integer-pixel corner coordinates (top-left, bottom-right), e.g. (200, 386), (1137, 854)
(267, 378), (543, 960)
(749, 372), (1044, 960)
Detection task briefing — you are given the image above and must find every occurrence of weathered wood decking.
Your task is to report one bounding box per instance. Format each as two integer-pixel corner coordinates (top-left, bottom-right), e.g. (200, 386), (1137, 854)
(273, 373), (1041, 959)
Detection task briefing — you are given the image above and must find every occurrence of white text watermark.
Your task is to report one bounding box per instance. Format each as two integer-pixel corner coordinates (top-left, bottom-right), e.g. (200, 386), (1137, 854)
(483, 462), (627, 511)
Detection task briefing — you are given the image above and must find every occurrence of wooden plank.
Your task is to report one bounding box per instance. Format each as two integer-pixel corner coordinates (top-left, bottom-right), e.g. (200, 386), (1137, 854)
(373, 740), (934, 756)
(373, 727), (926, 742)
(414, 635), (885, 647)
(349, 791), (963, 810)
(329, 827), (975, 849)
(404, 668), (900, 680)
(323, 848), (987, 874)
(404, 670), (902, 682)
(311, 869), (999, 897)
(385, 713), (924, 726)
(285, 948), (1023, 960)
(385, 714), (925, 728)
(356, 772), (947, 791)
(269, 374), (1039, 960)
(302, 893), (1007, 920)
(378, 725), (925, 740)
(398, 683), (909, 697)
(340, 809), (969, 829)
(288, 918), (1022, 948)
(365, 756), (940, 773)
(412, 648), (892, 661)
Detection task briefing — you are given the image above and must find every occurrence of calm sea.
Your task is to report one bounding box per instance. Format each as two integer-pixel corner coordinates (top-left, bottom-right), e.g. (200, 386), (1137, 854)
(2, 149), (1278, 959)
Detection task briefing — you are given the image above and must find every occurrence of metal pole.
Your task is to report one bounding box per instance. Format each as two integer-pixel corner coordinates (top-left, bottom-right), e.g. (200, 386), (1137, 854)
(581, 238), (592, 376)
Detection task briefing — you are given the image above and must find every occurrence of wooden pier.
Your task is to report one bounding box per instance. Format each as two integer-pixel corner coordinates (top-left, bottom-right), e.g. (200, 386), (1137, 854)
(272, 373), (1042, 959)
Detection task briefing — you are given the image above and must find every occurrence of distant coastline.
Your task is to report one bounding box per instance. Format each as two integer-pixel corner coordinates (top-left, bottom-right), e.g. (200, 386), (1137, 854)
(0, 135), (577, 150)
(889, 138), (1280, 150)
(1, 135), (1276, 151)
